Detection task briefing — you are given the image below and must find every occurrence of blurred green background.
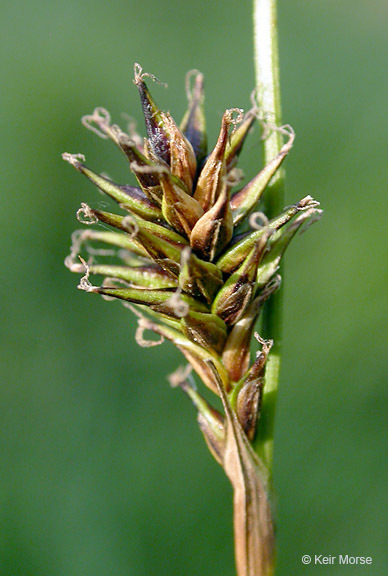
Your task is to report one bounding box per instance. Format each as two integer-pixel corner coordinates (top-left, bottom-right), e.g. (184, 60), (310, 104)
(1, 1), (387, 574)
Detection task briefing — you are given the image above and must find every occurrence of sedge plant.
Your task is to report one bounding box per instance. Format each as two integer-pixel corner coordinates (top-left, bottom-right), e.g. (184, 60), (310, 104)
(63, 2), (321, 574)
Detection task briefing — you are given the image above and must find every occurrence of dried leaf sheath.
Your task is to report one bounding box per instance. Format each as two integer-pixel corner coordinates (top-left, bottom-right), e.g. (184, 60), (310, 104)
(208, 360), (274, 576)
(63, 65), (321, 576)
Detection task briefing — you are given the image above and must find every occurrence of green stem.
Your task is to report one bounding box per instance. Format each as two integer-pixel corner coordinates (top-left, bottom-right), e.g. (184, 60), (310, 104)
(252, 0), (285, 484)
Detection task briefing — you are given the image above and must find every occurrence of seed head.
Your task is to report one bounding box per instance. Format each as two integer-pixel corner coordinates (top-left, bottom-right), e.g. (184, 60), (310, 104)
(64, 65), (321, 448)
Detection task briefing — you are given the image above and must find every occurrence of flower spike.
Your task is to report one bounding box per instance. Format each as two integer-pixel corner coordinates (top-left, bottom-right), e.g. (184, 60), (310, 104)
(64, 65), (321, 477)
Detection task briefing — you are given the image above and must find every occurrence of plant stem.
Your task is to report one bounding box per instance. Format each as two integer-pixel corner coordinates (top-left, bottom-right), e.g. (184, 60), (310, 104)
(253, 0), (285, 483)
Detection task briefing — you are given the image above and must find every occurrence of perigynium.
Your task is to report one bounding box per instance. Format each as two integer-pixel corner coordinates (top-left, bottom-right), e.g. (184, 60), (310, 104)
(64, 63), (321, 576)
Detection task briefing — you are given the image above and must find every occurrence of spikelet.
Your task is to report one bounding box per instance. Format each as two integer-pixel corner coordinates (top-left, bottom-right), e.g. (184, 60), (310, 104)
(64, 65), (321, 456)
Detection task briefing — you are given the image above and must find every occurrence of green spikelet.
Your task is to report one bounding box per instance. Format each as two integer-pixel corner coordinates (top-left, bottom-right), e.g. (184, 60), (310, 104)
(64, 65), (321, 454)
